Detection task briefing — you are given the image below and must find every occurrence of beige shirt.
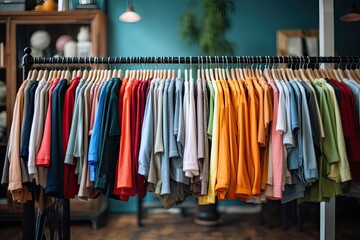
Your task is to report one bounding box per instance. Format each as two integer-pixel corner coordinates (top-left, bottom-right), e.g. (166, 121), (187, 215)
(8, 81), (32, 202)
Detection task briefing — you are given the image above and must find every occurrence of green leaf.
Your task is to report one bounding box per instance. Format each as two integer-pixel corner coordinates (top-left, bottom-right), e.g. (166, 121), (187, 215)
(180, 0), (236, 55)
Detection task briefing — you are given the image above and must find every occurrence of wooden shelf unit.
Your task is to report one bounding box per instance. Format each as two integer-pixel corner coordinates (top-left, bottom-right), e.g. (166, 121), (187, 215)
(0, 10), (108, 228)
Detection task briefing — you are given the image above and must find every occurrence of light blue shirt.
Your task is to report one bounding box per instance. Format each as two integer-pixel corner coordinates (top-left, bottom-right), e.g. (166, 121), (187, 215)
(282, 81), (305, 203)
(171, 77), (188, 184)
(160, 79), (171, 195)
(88, 81), (108, 181)
(343, 78), (360, 126)
(168, 79), (178, 158)
(295, 80), (318, 183)
(138, 80), (155, 176)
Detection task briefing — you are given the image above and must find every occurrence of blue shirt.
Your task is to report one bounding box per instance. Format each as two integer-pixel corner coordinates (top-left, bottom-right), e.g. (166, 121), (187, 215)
(160, 79), (171, 195)
(96, 78), (121, 194)
(168, 79), (178, 158)
(20, 81), (39, 158)
(46, 79), (68, 198)
(295, 80), (318, 183)
(138, 80), (155, 176)
(282, 81), (305, 203)
(88, 81), (109, 181)
(344, 79), (360, 126)
(171, 77), (188, 184)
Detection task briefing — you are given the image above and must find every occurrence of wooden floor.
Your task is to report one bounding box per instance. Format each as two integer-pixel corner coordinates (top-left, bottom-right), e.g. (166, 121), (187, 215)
(1, 202), (360, 240)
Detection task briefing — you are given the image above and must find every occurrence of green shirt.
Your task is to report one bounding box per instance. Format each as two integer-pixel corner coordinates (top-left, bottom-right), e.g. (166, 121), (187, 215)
(207, 80), (214, 139)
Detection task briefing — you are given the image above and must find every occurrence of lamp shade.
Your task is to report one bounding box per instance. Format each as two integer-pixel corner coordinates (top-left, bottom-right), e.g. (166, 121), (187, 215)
(340, 2), (360, 22)
(119, 5), (141, 23)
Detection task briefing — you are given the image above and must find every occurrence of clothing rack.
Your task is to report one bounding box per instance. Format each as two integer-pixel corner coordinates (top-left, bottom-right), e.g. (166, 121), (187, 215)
(20, 46), (359, 240)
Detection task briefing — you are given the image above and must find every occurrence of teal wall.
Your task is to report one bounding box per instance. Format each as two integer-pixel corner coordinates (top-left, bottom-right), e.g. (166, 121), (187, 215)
(105, 0), (360, 213)
(107, 0), (320, 57)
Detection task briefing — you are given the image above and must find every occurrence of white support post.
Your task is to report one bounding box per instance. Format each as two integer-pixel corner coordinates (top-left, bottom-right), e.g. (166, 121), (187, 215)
(319, 0), (335, 240)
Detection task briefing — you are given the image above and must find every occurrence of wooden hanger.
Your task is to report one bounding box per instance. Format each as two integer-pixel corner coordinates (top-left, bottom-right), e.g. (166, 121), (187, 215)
(36, 69), (43, 81)
(144, 69), (148, 80)
(60, 68), (65, 80)
(222, 67), (226, 80)
(205, 67), (210, 82)
(76, 69), (82, 78)
(225, 67), (231, 80)
(139, 69), (143, 80)
(72, 69), (77, 80)
(117, 69), (123, 79)
(255, 63), (262, 80)
(285, 57), (295, 80)
(82, 68), (88, 80)
(47, 69), (53, 82)
(214, 67), (219, 80)
(233, 57), (240, 80)
(107, 69), (112, 80)
(124, 69), (129, 79)
(235, 68), (241, 81)
(210, 68), (215, 81)
(91, 68), (99, 82)
(65, 69), (71, 82)
(263, 63), (272, 82)
(30, 69), (39, 81)
(231, 68), (236, 80)
(354, 58), (360, 80)
(112, 68), (117, 78)
(41, 68), (49, 81)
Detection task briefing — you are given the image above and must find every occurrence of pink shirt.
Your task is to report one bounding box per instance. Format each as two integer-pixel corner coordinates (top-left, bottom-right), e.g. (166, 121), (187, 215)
(267, 81), (283, 199)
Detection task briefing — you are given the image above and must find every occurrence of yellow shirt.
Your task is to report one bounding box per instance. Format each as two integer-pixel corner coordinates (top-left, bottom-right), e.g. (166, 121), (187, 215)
(259, 77), (273, 190)
(324, 82), (352, 183)
(215, 79), (230, 200)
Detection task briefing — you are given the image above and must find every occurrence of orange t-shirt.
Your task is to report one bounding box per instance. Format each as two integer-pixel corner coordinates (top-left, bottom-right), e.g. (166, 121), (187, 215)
(245, 78), (261, 195)
(116, 79), (136, 196)
(223, 79), (239, 200)
(236, 80), (252, 199)
(215, 80), (230, 200)
(259, 77), (273, 190)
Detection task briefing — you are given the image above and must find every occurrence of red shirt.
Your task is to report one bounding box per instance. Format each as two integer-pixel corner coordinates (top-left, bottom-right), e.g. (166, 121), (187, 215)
(329, 79), (360, 181)
(36, 78), (60, 167)
(63, 77), (81, 199)
(116, 79), (137, 199)
(135, 80), (149, 199)
(113, 78), (129, 200)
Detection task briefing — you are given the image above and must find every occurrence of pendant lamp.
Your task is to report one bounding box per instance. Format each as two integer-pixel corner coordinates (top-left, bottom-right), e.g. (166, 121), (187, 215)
(119, 0), (141, 23)
(340, 2), (360, 22)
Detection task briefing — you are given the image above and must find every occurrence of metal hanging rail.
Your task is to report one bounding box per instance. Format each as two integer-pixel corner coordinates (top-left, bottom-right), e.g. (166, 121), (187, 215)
(20, 45), (360, 240)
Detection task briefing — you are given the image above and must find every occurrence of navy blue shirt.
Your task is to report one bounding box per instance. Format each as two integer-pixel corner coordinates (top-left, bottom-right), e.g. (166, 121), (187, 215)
(45, 79), (68, 198)
(20, 81), (39, 159)
(95, 78), (121, 195)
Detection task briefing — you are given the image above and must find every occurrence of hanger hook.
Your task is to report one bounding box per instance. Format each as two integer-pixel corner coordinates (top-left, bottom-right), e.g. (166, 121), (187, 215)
(356, 56), (360, 69)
